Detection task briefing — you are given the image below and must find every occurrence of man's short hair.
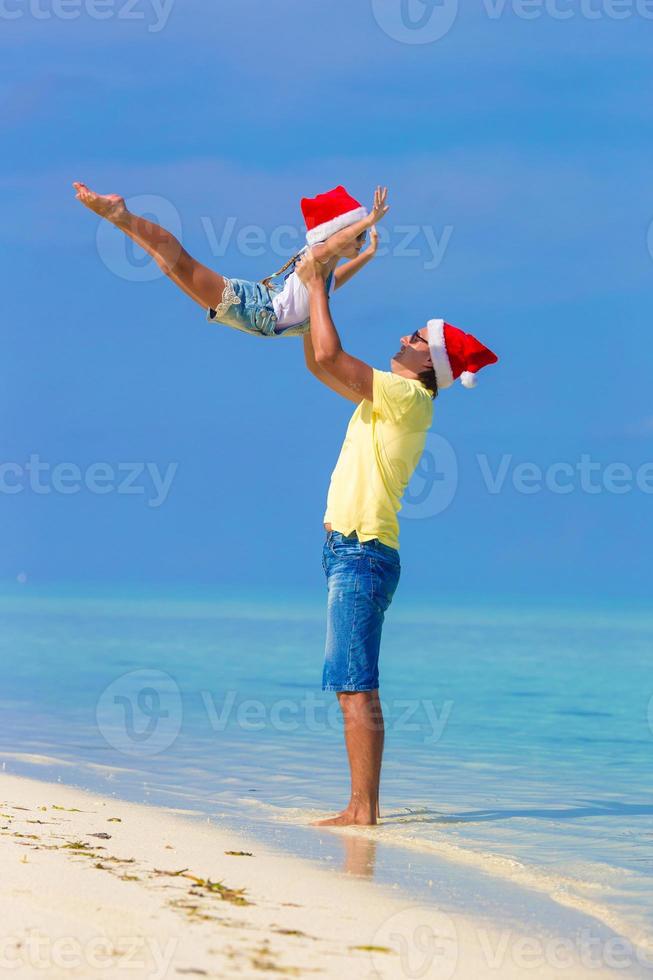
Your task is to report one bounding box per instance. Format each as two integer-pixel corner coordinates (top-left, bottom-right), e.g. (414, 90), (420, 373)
(417, 364), (438, 399)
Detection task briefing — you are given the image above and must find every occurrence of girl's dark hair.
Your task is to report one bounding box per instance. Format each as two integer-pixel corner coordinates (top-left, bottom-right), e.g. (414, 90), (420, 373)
(261, 250), (303, 291)
(417, 365), (438, 399)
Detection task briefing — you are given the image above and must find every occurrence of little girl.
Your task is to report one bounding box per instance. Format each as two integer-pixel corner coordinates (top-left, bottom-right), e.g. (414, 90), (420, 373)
(73, 182), (389, 338)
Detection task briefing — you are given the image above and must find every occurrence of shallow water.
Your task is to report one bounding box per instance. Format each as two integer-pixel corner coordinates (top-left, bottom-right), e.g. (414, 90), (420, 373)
(1, 589), (652, 960)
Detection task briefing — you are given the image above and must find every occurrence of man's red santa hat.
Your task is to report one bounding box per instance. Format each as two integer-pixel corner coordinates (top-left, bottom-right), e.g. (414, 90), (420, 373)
(301, 186), (368, 246)
(427, 319), (498, 389)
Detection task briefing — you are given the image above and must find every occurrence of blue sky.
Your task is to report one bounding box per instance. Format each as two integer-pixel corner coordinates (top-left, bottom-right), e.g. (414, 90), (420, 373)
(3, 0), (652, 599)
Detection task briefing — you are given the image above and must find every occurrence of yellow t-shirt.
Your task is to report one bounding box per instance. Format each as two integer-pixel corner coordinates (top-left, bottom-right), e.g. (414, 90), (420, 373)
(324, 369), (434, 550)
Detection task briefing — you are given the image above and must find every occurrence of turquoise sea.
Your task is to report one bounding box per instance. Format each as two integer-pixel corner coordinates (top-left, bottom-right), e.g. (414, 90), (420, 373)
(2, 589), (652, 968)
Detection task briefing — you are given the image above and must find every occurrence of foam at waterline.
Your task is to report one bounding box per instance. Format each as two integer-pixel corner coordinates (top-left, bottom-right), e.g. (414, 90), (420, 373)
(0, 750), (143, 777)
(0, 751), (76, 768)
(238, 796), (653, 960)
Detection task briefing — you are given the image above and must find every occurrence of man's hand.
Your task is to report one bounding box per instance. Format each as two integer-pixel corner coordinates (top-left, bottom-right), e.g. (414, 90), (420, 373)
(296, 249), (327, 289)
(368, 226), (379, 256)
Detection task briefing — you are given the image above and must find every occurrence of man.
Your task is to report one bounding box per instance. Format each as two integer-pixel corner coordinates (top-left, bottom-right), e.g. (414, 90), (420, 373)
(296, 250), (498, 827)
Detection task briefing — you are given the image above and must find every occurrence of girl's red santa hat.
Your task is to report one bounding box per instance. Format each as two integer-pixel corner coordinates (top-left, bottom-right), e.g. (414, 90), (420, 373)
(301, 186), (368, 246)
(427, 319), (498, 389)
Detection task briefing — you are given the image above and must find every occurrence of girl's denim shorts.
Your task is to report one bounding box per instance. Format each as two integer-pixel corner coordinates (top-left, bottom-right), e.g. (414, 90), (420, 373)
(206, 277), (309, 339)
(322, 530), (401, 693)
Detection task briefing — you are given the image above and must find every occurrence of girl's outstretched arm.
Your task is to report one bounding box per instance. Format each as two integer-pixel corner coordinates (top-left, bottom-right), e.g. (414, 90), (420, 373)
(334, 228), (379, 290)
(73, 182), (226, 310)
(312, 186), (389, 264)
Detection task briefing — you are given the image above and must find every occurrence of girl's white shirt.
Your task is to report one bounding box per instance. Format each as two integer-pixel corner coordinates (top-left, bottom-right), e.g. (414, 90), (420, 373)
(271, 250), (336, 328)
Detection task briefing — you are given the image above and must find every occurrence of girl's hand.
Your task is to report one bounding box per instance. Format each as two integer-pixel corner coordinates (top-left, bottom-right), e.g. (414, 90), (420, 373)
(367, 227), (379, 256)
(73, 182), (127, 223)
(368, 186), (390, 226)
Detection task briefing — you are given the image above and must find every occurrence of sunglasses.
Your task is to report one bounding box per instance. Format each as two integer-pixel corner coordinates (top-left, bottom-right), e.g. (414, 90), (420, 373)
(410, 330), (428, 345)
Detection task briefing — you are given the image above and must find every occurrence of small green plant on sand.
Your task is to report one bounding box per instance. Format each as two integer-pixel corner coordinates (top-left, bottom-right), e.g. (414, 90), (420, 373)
(350, 945), (394, 954)
(183, 873), (251, 906)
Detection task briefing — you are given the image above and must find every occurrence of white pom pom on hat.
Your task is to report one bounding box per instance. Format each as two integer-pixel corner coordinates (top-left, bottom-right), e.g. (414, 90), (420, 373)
(426, 319), (498, 391)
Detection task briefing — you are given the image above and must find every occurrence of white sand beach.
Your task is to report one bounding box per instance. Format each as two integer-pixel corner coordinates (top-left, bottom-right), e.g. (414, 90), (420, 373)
(0, 772), (638, 980)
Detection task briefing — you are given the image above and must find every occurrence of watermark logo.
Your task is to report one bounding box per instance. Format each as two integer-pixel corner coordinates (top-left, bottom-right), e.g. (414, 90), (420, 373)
(96, 194), (182, 282)
(370, 905), (459, 978)
(403, 432), (459, 519)
(371, 0), (459, 43)
(96, 669), (183, 756)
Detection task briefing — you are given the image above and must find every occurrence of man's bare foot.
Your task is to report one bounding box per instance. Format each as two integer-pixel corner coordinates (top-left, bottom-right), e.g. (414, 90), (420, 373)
(311, 807), (377, 827)
(73, 182), (127, 223)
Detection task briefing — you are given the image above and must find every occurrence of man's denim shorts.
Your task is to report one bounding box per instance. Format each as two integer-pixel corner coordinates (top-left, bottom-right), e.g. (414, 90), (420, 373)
(322, 530), (401, 693)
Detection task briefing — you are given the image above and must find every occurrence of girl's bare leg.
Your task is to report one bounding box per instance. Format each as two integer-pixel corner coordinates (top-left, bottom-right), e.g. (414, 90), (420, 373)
(73, 182), (227, 310)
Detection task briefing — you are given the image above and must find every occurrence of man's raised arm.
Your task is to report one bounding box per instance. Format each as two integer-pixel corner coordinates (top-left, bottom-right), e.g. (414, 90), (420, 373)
(302, 334), (362, 404)
(296, 251), (374, 404)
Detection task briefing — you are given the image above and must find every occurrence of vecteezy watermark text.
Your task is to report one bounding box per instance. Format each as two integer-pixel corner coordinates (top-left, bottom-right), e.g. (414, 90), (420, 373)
(0, 0), (175, 31)
(95, 194), (454, 282)
(371, 0), (653, 46)
(96, 670), (454, 756)
(482, 0), (653, 20)
(200, 217), (454, 271)
(201, 690), (453, 744)
(477, 453), (653, 496)
(398, 435), (653, 521)
(0, 931), (177, 978)
(370, 905), (653, 978)
(0, 455), (177, 508)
